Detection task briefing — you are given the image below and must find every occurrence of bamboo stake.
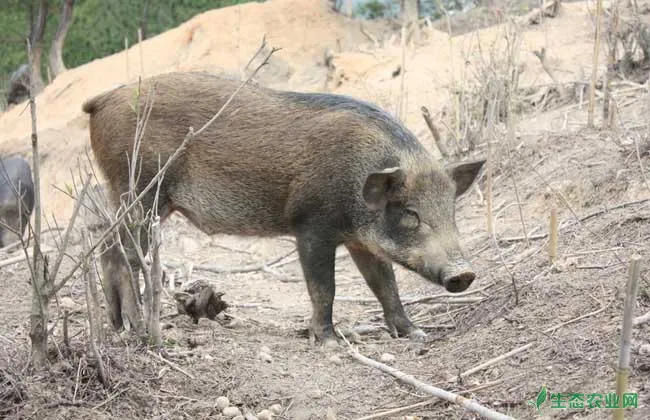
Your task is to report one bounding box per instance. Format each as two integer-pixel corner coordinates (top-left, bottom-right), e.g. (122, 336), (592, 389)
(604, 0), (620, 128)
(588, 0), (604, 127)
(613, 255), (641, 420)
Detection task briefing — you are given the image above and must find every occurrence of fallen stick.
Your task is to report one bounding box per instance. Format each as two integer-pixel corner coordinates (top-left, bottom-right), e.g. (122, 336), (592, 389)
(147, 350), (195, 379)
(165, 248), (297, 274)
(335, 296), (485, 305)
(455, 304), (610, 381)
(336, 329), (516, 420)
(338, 283), (494, 306)
(0, 247), (55, 269)
(521, 0), (560, 24)
(353, 398), (437, 420)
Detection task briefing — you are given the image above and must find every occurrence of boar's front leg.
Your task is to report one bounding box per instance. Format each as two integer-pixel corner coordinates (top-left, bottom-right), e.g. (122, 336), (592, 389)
(346, 243), (426, 340)
(295, 230), (338, 347)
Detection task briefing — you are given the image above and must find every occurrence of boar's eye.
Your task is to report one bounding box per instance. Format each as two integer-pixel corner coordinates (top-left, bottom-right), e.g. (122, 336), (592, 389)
(400, 209), (420, 230)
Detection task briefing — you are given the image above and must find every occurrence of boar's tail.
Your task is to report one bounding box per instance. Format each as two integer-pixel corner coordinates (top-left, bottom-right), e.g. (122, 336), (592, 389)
(82, 83), (126, 114)
(81, 97), (98, 114)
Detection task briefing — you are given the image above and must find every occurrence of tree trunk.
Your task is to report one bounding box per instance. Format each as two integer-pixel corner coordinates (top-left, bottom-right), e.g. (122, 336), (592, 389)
(139, 0), (150, 40)
(340, 0), (353, 17)
(401, 0), (419, 24)
(148, 217), (162, 347)
(48, 0), (75, 78)
(29, 256), (49, 369)
(30, 0), (49, 93)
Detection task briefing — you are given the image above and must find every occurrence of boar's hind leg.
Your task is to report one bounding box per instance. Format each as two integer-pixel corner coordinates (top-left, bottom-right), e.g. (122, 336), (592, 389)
(295, 230), (338, 346)
(345, 244), (426, 340)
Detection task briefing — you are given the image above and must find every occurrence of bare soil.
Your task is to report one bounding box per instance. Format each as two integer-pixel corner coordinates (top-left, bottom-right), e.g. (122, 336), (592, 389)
(1, 0), (650, 419)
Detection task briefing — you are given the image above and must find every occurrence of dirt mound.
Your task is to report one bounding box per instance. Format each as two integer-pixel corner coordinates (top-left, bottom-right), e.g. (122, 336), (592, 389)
(0, 0), (389, 218)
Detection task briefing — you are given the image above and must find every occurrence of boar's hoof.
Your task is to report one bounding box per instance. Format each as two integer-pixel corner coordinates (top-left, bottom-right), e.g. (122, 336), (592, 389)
(443, 271), (476, 293)
(322, 337), (340, 350)
(408, 328), (427, 341)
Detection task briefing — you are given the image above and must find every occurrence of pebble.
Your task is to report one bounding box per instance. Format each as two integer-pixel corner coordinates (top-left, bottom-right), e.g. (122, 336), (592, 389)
(307, 389), (325, 399)
(258, 352), (273, 363)
(256, 409), (273, 420)
(59, 297), (76, 311)
(640, 344), (650, 356)
(216, 396), (230, 410)
(260, 345), (271, 354)
(329, 355), (342, 365)
(223, 406), (242, 418)
(380, 353), (395, 363)
(269, 404), (282, 415)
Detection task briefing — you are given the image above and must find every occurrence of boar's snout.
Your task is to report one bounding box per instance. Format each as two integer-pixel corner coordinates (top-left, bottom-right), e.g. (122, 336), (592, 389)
(441, 260), (476, 293)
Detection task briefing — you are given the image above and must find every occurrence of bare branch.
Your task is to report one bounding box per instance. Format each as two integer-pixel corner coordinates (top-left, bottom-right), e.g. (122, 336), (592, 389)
(48, 174), (92, 292)
(336, 328), (516, 420)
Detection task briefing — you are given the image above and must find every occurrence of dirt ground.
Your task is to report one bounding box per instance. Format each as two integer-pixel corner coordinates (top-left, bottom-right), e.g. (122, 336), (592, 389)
(2, 0), (650, 419)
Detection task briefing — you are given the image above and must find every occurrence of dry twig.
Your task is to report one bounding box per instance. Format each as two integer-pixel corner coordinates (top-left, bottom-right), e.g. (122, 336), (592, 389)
(455, 303), (610, 381)
(353, 398), (436, 420)
(336, 329), (515, 420)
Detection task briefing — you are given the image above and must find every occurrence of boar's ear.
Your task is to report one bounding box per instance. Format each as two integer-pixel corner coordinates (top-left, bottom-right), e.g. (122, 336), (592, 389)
(445, 159), (486, 198)
(363, 167), (406, 210)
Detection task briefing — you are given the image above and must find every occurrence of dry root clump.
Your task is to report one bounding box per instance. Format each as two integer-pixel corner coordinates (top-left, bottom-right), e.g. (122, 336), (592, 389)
(174, 280), (229, 324)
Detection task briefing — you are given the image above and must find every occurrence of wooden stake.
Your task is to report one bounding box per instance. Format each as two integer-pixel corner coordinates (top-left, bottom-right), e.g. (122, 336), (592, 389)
(138, 28), (144, 78)
(604, 0), (620, 128)
(613, 255), (641, 420)
(124, 36), (129, 82)
(588, 0), (604, 127)
(398, 23), (407, 122)
(549, 207), (558, 263)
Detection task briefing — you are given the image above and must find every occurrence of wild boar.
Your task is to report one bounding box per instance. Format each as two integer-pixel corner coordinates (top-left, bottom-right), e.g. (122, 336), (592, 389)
(0, 156), (34, 247)
(82, 72), (485, 344)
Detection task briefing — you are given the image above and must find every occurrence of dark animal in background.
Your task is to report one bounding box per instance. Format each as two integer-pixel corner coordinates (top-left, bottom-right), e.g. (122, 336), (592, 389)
(82, 72), (485, 344)
(5, 64), (30, 107)
(0, 156), (35, 247)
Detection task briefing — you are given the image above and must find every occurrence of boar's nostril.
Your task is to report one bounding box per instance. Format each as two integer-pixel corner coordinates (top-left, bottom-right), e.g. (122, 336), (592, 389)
(443, 271), (475, 293)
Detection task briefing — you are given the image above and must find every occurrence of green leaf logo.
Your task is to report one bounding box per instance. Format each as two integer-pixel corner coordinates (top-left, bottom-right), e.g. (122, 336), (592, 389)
(528, 385), (547, 414)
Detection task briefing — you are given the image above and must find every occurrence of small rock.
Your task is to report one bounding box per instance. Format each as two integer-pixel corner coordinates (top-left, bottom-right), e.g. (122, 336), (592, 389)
(258, 351), (273, 363)
(260, 345), (271, 354)
(59, 297), (77, 311)
(307, 389), (324, 399)
(329, 355), (342, 365)
(269, 404), (282, 415)
(216, 396), (230, 410)
(380, 353), (395, 363)
(243, 412), (258, 420)
(223, 406), (242, 418)
(256, 409), (273, 420)
(227, 318), (244, 329)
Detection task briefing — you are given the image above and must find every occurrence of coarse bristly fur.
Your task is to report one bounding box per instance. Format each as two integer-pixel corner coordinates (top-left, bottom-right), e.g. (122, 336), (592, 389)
(82, 71), (486, 344)
(0, 156), (34, 248)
